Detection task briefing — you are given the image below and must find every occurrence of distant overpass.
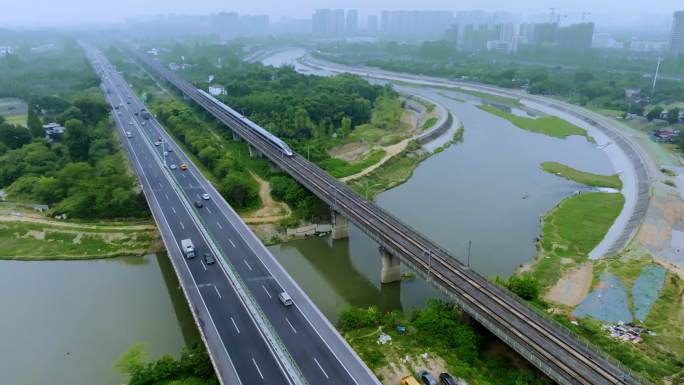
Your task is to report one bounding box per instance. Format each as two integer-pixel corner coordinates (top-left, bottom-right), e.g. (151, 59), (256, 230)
(129, 45), (649, 385)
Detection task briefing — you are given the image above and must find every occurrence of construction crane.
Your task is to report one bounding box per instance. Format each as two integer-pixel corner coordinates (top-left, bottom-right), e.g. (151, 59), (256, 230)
(549, 7), (557, 23)
(556, 14), (568, 24)
(581, 12), (591, 22)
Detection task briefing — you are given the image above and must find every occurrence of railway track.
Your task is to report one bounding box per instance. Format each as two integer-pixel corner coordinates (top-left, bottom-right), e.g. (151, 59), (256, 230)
(128, 47), (649, 385)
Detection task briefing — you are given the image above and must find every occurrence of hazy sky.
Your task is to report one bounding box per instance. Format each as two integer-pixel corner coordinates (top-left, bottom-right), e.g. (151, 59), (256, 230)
(0, 0), (680, 28)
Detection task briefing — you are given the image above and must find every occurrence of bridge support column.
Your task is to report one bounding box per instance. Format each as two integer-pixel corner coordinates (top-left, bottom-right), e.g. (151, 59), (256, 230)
(379, 247), (401, 283)
(231, 130), (241, 141)
(331, 210), (349, 240)
(248, 143), (263, 158)
(269, 160), (282, 173)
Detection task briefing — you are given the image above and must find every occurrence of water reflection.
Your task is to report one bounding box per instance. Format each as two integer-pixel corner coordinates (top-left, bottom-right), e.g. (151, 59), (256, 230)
(107, 254), (152, 266)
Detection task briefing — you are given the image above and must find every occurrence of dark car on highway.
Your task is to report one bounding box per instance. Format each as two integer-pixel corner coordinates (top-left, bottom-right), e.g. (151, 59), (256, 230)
(194, 201), (203, 208)
(203, 253), (215, 265)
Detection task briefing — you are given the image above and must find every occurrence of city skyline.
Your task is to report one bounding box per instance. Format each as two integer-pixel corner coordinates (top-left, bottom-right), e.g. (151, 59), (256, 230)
(0, 0), (680, 29)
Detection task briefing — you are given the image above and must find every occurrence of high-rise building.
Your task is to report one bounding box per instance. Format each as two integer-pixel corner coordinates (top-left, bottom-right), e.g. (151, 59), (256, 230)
(532, 22), (558, 44)
(489, 23), (518, 53)
(518, 22), (535, 43)
(380, 10), (390, 34)
(332, 9), (345, 36)
(445, 24), (458, 44)
(669, 11), (684, 56)
(217, 12), (239, 40)
(240, 14), (269, 36)
(367, 15), (378, 34)
(346, 10), (358, 36)
(557, 22), (594, 52)
(464, 24), (492, 51)
(312, 9), (332, 36)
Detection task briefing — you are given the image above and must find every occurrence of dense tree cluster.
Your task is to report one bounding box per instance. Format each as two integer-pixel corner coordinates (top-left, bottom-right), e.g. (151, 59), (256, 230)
(114, 341), (218, 385)
(0, 37), (150, 219)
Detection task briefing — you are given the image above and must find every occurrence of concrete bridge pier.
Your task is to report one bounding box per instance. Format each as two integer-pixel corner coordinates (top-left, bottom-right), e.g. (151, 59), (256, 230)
(331, 210), (349, 240)
(248, 143), (263, 158)
(269, 160), (282, 173)
(379, 247), (401, 283)
(231, 130), (241, 141)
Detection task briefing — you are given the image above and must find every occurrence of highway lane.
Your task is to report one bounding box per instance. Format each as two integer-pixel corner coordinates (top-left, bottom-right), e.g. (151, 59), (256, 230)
(89, 50), (291, 384)
(114, 72), (357, 384)
(101, 49), (377, 383)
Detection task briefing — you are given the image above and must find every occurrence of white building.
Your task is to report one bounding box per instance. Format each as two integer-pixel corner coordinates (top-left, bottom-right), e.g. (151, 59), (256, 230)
(629, 40), (669, 52)
(487, 40), (516, 54)
(592, 33), (624, 49)
(208, 85), (226, 96)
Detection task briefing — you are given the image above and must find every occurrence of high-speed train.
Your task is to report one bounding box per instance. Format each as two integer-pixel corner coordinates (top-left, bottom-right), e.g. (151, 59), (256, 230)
(197, 89), (293, 157)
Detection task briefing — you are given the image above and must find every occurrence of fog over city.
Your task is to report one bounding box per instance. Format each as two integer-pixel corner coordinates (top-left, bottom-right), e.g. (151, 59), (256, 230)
(0, 0), (680, 29)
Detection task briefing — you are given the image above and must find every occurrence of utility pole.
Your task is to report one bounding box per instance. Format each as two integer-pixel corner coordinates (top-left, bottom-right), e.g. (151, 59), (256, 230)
(467, 240), (472, 269)
(652, 58), (663, 99)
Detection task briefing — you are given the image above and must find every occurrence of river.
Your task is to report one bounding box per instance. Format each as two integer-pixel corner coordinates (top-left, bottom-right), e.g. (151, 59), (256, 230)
(0, 254), (199, 385)
(264, 49), (616, 320)
(1, 49), (617, 384)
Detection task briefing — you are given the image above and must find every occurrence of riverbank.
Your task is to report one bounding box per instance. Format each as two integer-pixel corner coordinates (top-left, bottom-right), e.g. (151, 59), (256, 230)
(0, 209), (162, 260)
(541, 162), (623, 189)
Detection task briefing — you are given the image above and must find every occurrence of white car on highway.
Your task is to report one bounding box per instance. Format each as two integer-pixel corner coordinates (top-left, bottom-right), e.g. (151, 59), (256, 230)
(202, 194), (210, 200)
(170, 164), (177, 170)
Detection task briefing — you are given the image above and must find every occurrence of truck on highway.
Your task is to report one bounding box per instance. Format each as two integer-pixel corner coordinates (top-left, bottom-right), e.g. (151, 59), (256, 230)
(141, 110), (150, 119)
(181, 239), (195, 258)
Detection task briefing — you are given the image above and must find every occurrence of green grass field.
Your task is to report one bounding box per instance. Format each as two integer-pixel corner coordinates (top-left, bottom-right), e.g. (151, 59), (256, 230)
(541, 162), (623, 189)
(4, 114), (27, 126)
(532, 192), (624, 287)
(477, 105), (587, 139)
(0, 219), (160, 260)
(422, 117), (438, 131)
(389, 79), (521, 105)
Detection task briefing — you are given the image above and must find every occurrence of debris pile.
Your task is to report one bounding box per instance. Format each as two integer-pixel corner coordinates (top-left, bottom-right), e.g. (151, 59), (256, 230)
(377, 333), (392, 344)
(602, 321), (656, 344)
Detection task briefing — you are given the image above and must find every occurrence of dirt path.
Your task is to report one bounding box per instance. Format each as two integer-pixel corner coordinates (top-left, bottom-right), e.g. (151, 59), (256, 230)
(340, 138), (411, 182)
(241, 171), (291, 223)
(544, 262), (594, 306)
(0, 214), (157, 230)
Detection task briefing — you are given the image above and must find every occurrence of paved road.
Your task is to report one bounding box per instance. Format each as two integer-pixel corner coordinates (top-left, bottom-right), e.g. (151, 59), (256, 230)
(87, 45), (378, 385)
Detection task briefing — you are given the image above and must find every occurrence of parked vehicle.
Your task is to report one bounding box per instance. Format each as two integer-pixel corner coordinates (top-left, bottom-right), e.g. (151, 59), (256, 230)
(181, 239), (195, 259)
(439, 373), (457, 385)
(417, 371), (437, 385)
(400, 375), (421, 385)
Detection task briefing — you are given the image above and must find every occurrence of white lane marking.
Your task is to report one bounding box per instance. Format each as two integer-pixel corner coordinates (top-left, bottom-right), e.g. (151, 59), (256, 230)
(189, 183), (193, 188)
(206, 207), (212, 214)
(172, 207), (176, 213)
(230, 239), (235, 248)
(180, 222), (184, 229)
(159, 183), (163, 188)
(202, 262), (207, 270)
(145, 156), (148, 160)
(231, 317), (240, 333)
(154, 173), (157, 178)
(262, 285), (272, 298)
(314, 358), (329, 379)
(244, 260), (252, 271)
(182, 173), (186, 178)
(165, 194), (169, 200)
(217, 222), (222, 229)
(252, 358), (264, 379)
(286, 317), (297, 333)
(197, 194), (201, 200)
(214, 286), (222, 298)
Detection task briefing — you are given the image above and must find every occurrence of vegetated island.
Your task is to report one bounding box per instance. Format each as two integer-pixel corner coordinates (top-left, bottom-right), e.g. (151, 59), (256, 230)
(476, 105), (587, 139)
(541, 161), (623, 189)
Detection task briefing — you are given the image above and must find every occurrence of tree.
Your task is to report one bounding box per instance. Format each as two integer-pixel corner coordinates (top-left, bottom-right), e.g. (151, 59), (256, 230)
(0, 123), (31, 149)
(667, 107), (681, 124)
(64, 119), (91, 162)
(646, 106), (664, 122)
(26, 104), (43, 138)
(220, 171), (259, 209)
